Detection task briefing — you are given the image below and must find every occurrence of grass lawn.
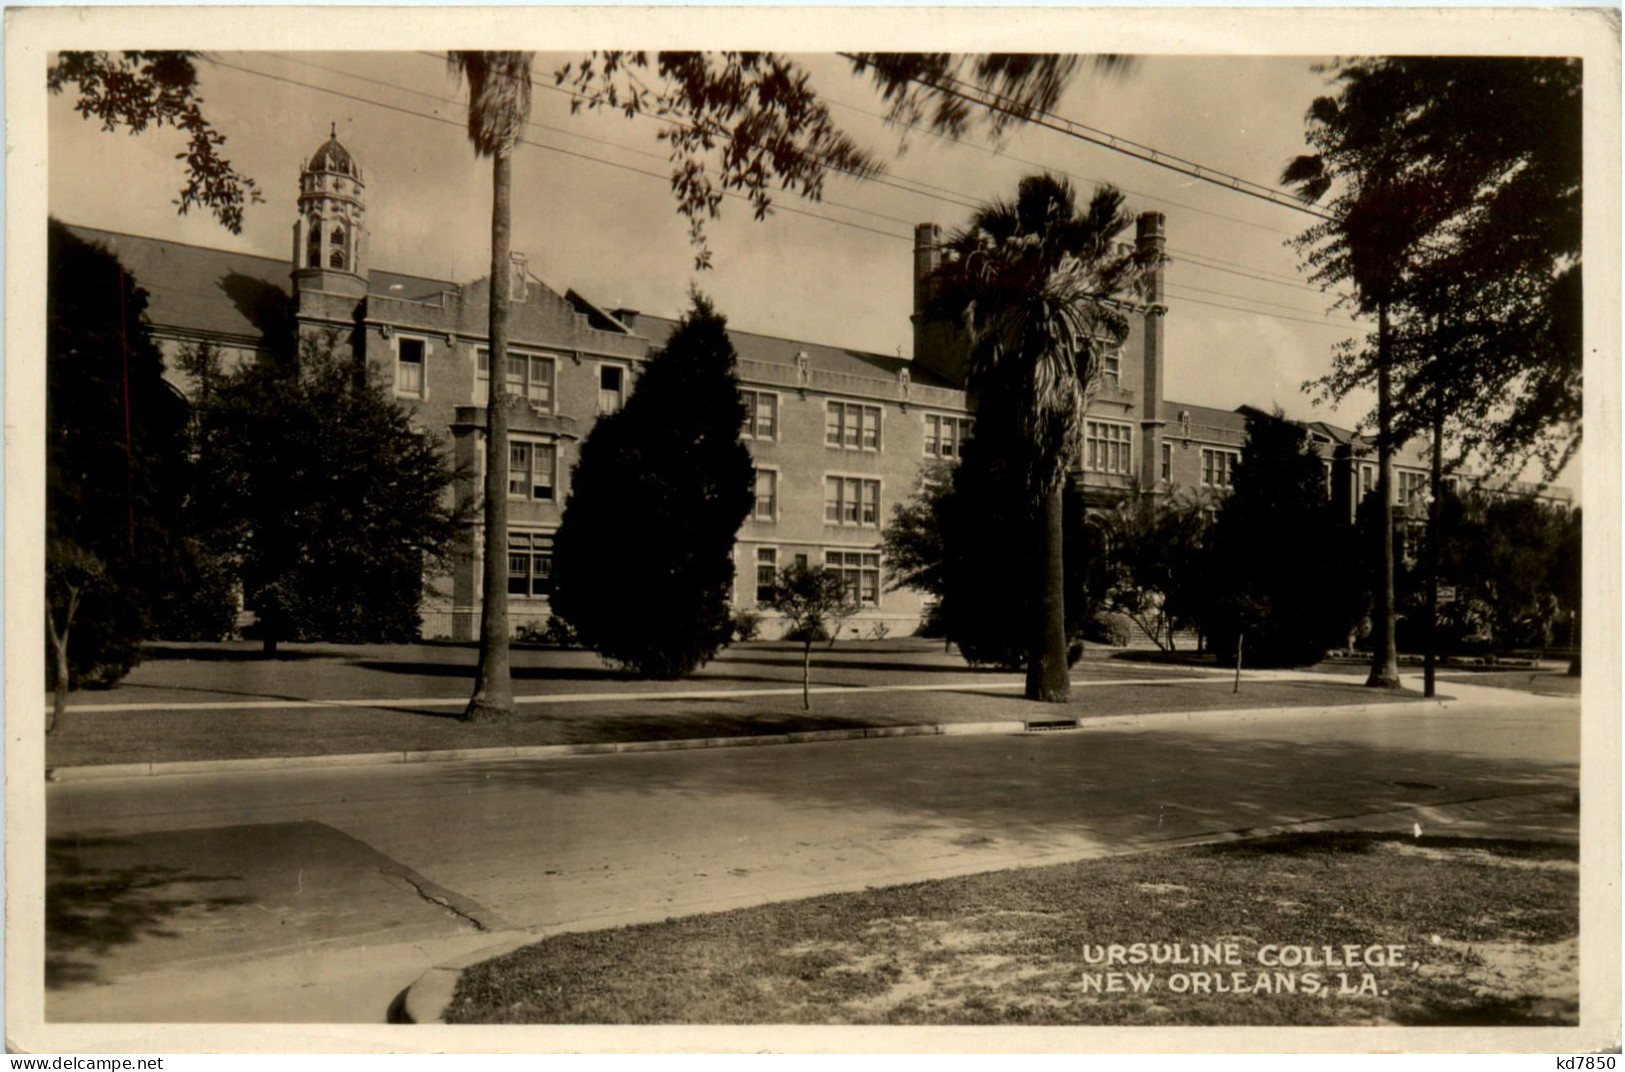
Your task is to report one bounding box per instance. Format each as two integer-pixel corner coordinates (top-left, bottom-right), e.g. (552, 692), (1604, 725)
(43, 639), (1427, 767)
(446, 832), (1577, 1027)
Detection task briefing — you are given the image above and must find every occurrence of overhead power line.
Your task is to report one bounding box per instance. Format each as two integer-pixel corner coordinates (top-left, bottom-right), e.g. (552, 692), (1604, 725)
(207, 56), (1362, 336)
(839, 55), (1335, 224)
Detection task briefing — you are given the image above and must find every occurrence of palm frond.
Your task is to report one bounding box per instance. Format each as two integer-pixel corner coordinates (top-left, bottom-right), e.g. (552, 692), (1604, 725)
(449, 51), (535, 157)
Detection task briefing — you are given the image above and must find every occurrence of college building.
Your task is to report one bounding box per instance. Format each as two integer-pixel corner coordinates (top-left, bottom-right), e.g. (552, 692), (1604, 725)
(64, 130), (1570, 641)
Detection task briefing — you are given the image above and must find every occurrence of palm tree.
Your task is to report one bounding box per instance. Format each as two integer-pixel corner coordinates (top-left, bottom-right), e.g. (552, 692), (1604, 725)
(931, 174), (1152, 702)
(449, 51), (533, 722)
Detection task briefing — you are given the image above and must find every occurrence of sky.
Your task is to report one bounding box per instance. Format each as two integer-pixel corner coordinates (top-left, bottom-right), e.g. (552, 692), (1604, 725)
(51, 51), (1393, 428)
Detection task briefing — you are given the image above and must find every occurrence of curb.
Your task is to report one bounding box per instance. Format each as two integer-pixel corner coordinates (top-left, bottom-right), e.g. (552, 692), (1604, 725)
(43, 699), (1449, 783)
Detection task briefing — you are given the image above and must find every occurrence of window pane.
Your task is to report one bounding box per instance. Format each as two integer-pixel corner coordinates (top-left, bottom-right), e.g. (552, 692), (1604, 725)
(924, 415), (940, 457)
(757, 547), (777, 563)
(477, 349), (489, 380)
(529, 357), (553, 407)
(825, 406), (842, 446)
(862, 481), (879, 525)
(533, 445), (556, 500)
(844, 406), (861, 449)
(862, 407), (880, 450)
(843, 478), (860, 523)
(824, 477), (840, 522)
(760, 394), (777, 438)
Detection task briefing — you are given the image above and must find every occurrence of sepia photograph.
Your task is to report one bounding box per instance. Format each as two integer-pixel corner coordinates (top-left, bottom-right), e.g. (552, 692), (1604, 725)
(5, 5), (1619, 1055)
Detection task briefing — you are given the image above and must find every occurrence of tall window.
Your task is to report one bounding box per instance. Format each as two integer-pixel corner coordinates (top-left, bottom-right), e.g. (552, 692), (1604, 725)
(1085, 421), (1133, 474)
(328, 224), (347, 269)
(479, 350), (554, 411)
(305, 218), (321, 268)
(741, 390), (778, 440)
(924, 414), (972, 459)
(508, 440), (558, 502)
(824, 476), (880, 527)
(825, 401), (882, 452)
(396, 337), (425, 399)
(1361, 464), (1375, 496)
(1397, 470), (1429, 506)
(599, 365), (626, 414)
(1201, 448), (1239, 488)
(752, 469), (778, 521)
(1161, 441), (1172, 481)
(1102, 348), (1122, 386)
(824, 550), (881, 607)
(755, 547), (778, 605)
(507, 532), (554, 596)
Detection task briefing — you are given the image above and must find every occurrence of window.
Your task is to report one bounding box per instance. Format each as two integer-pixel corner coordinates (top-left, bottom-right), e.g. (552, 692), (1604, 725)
(1361, 464), (1375, 495)
(1398, 470), (1429, 506)
(924, 414), (972, 459)
(396, 337), (425, 399)
(305, 219), (321, 268)
(742, 390), (778, 440)
(1160, 441), (1172, 482)
(1102, 348), (1122, 386)
(478, 350), (555, 411)
(328, 224), (347, 269)
(824, 550), (881, 607)
(599, 364), (626, 414)
(508, 440), (557, 502)
(507, 531), (554, 597)
(824, 476), (880, 527)
(755, 547), (778, 605)
(825, 401), (882, 452)
(752, 469), (778, 521)
(1085, 421), (1134, 474)
(1201, 448), (1239, 488)
(1324, 460), (1334, 498)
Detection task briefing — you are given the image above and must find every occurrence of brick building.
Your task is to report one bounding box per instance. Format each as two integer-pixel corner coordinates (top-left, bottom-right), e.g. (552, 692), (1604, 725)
(63, 131), (1568, 642)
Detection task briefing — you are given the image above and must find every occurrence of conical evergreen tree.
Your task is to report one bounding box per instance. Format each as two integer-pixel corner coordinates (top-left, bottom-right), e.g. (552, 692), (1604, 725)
(551, 293), (755, 678)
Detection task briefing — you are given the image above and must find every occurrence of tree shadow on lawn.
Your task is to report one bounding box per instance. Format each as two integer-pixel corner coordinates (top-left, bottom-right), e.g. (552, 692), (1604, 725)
(547, 710), (886, 744)
(140, 646), (335, 662)
(426, 728), (1576, 849)
(46, 837), (249, 990)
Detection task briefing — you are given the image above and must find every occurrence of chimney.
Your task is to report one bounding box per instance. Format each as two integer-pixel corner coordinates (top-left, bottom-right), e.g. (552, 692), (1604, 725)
(1136, 212), (1168, 491)
(909, 223), (969, 387)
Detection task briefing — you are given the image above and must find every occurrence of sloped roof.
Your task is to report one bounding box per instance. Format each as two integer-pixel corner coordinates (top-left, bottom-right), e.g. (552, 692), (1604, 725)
(1159, 399), (1248, 432)
(65, 225), (294, 344)
(369, 269), (457, 303)
(636, 314), (960, 390)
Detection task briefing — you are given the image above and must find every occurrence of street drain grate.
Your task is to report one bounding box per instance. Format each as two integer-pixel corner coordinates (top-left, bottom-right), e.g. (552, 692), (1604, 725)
(1390, 780), (1444, 790)
(1026, 719), (1080, 732)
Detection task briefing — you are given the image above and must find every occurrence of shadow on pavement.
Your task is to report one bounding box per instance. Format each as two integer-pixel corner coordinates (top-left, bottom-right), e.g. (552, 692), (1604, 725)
(47, 836), (249, 989)
(351, 660), (792, 688)
(425, 727), (1577, 850)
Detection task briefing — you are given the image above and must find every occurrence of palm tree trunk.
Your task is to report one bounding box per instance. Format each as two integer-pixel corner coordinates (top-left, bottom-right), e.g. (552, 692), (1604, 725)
(1424, 360), (1443, 698)
(1368, 299), (1402, 689)
(47, 612), (68, 736)
(464, 146), (517, 722)
(1027, 478), (1070, 702)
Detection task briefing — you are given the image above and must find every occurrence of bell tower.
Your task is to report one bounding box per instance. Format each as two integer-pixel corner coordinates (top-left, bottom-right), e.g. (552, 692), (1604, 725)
(292, 124), (368, 306)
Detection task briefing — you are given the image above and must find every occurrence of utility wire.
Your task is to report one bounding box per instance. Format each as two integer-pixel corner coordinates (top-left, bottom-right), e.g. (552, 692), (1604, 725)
(210, 57), (913, 243)
(862, 57), (1336, 223)
(209, 57), (1365, 335)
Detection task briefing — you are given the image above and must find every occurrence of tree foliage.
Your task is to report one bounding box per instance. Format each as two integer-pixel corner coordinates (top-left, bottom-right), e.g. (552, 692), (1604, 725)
(48, 51), (263, 234)
(550, 293), (756, 678)
(1099, 488), (1215, 652)
(1284, 57), (1582, 482)
(192, 333), (462, 650)
(46, 220), (203, 698)
(1202, 412), (1364, 667)
(924, 174), (1154, 699)
(764, 561), (859, 710)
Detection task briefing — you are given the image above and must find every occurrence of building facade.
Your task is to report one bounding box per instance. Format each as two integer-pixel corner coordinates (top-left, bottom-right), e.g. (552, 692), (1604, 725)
(66, 131), (1568, 643)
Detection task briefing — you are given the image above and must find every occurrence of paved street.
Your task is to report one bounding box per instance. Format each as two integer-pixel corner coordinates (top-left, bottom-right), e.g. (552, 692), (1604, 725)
(42, 679), (1578, 1024)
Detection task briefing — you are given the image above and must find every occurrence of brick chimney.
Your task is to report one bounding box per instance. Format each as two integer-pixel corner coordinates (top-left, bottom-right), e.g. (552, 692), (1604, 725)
(909, 222), (969, 388)
(1136, 211), (1168, 491)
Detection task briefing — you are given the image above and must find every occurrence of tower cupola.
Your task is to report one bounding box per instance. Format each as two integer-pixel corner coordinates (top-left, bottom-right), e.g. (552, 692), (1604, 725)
(292, 124), (368, 300)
